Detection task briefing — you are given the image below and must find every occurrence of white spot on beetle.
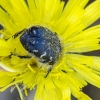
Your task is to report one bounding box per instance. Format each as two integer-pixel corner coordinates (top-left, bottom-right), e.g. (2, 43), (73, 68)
(33, 50), (38, 52)
(40, 52), (47, 58)
(50, 57), (53, 61)
(33, 30), (36, 34)
(32, 41), (35, 44)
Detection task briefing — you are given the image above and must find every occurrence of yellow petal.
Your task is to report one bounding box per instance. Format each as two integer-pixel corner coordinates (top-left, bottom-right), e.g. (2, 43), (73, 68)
(82, 0), (100, 27)
(66, 54), (100, 88)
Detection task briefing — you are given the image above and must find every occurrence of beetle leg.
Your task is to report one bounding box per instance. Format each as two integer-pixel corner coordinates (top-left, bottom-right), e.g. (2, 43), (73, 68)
(13, 29), (27, 39)
(17, 55), (31, 59)
(9, 53), (31, 59)
(45, 66), (52, 78)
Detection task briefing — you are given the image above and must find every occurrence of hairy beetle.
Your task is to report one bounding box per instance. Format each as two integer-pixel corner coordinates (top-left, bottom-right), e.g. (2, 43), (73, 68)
(12, 26), (62, 77)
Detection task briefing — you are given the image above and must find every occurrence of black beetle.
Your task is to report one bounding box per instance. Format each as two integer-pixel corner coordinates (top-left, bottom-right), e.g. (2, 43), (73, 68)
(12, 26), (62, 77)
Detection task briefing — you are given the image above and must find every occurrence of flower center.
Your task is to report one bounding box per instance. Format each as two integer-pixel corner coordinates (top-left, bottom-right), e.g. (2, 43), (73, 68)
(20, 26), (62, 65)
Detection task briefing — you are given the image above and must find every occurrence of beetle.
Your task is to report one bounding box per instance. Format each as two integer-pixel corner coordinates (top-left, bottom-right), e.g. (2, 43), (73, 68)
(11, 26), (62, 77)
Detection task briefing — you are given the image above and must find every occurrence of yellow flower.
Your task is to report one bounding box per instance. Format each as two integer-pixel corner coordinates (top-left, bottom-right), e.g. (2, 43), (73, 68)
(0, 0), (100, 100)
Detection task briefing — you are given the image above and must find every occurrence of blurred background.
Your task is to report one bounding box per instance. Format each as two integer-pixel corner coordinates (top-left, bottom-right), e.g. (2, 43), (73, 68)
(0, 0), (100, 100)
